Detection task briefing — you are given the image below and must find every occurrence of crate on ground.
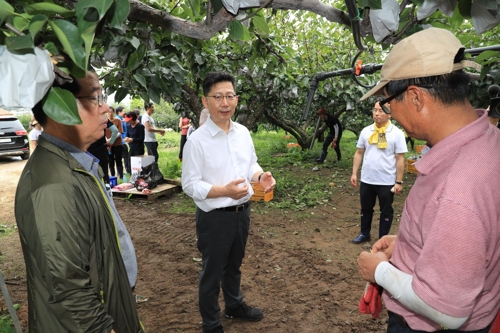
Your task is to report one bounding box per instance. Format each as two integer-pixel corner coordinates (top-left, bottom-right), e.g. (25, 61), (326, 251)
(250, 182), (274, 202)
(287, 143), (300, 148)
(415, 145), (425, 153)
(406, 159), (418, 174)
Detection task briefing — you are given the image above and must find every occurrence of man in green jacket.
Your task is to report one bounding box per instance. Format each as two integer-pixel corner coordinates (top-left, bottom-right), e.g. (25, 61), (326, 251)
(15, 71), (144, 333)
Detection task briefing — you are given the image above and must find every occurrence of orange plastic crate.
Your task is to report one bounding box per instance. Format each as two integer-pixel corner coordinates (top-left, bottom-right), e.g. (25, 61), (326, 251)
(406, 159), (418, 174)
(250, 182), (274, 202)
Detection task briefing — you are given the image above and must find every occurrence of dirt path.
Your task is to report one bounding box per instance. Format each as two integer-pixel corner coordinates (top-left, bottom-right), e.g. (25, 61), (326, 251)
(0, 157), (415, 332)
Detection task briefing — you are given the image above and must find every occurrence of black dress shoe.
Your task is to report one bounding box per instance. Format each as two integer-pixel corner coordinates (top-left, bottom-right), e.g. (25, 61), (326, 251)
(224, 302), (263, 321)
(352, 234), (371, 244)
(203, 325), (224, 333)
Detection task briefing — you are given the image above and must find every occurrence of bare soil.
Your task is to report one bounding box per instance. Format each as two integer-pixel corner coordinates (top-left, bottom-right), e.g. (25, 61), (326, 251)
(0, 156), (416, 333)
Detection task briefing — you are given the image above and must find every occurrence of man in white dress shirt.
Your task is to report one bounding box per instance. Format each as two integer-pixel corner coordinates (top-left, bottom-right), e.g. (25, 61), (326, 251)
(182, 72), (276, 333)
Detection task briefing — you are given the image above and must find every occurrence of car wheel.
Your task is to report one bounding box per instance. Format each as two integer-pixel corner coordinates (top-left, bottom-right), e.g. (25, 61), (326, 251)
(21, 153), (30, 160)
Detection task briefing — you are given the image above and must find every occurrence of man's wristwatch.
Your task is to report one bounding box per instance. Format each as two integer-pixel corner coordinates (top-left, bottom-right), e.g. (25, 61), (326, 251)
(258, 172), (264, 182)
(396, 181), (403, 185)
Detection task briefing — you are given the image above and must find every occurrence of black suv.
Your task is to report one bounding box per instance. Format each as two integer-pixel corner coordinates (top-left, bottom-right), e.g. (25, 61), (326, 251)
(0, 115), (30, 160)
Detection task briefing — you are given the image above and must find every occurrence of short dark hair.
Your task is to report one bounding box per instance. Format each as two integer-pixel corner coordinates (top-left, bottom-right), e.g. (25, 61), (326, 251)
(116, 105), (124, 114)
(203, 72), (236, 96)
(125, 111), (137, 121)
(133, 109), (140, 116)
(386, 52), (470, 106)
(144, 102), (154, 110)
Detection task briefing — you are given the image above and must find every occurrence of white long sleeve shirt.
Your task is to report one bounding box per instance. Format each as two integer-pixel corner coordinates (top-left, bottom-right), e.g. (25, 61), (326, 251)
(181, 117), (262, 212)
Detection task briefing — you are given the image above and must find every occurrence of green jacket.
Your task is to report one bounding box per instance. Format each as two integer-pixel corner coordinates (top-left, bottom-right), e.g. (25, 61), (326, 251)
(15, 137), (144, 333)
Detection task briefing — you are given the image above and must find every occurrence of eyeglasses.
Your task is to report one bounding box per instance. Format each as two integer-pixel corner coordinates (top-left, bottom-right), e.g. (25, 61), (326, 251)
(207, 95), (238, 102)
(379, 84), (433, 114)
(75, 93), (105, 107)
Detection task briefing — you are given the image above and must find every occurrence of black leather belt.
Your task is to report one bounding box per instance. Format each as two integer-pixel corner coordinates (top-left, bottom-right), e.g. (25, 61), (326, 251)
(216, 202), (250, 212)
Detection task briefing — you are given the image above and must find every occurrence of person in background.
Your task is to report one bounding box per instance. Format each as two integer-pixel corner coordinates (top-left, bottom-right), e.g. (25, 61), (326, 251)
(142, 102), (165, 162)
(124, 111), (145, 157)
(116, 105), (131, 175)
(28, 115), (43, 152)
(350, 99), (407, 244)
(199, 107), (210, 126)
(315, 108), (343, 164)
(106, 108), (124, 180)
(15, 70), (143, 333)
(357, 28), (500, 333)
(182, 72), (276, 333)
(87, 107), (119, 184)
(179, 113), (190, 162)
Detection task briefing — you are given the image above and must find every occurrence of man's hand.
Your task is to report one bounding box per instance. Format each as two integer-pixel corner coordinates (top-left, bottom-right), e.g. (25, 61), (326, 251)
(393, 183), (403, 194)
(259, 172), (276, 193)
(372, 235), (397, 258)
(124, 137), (132, 143)
(159, 129), (165, 136)
(225, 179), (249, 200)
(350, 174), (357, 188)
(357, 251), (389, 283)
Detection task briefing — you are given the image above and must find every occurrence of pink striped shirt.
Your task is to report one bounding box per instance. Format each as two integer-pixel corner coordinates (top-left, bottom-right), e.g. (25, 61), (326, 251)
(385, 110), (500, 331)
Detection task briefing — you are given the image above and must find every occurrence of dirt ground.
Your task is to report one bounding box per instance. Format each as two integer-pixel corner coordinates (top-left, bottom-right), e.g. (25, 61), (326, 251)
(0, 156), (417, 333)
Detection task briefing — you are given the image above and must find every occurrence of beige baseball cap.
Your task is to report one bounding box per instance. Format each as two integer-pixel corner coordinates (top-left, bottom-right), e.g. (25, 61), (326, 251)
(361, 27), (481, 101)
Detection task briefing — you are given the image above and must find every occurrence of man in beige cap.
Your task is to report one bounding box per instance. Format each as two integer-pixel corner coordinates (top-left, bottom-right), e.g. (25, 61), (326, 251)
(356, 27), (500, 332)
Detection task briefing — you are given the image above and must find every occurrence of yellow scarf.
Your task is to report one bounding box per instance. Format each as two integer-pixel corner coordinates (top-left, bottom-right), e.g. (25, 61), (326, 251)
(368, 121), (390, 148)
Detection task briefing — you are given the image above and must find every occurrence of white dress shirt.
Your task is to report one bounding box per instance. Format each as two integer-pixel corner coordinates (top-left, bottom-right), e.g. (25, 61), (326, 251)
(181, 117), (262, 212)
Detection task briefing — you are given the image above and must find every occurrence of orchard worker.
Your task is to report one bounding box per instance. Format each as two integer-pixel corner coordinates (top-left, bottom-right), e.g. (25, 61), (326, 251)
(182, 72), (276, 333)
(357, 27), (500, 332)
(350, 99), (407, 244)
(315, 107), (343, 163)
(15, 70), (143, 332)
(142, 102), (165, 162)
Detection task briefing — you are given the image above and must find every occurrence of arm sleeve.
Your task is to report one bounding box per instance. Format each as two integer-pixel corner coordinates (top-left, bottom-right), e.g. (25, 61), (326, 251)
(32, 183), (114, 332)
(108, 125), (119, 144)
(333, 124), (339, 139)
(181, 139), (212, 201)
(375, 262), (468, 329)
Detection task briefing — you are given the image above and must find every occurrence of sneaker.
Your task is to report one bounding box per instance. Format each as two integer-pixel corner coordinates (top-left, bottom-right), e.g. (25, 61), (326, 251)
(202, 325), (224, 333)
(224, 302), (263, 322)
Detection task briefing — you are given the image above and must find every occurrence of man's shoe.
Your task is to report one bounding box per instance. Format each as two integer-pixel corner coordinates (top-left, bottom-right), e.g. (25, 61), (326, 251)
(352, 234), (371, 244)
(224, 302), (263, 322)
(202, 325), (224, 333)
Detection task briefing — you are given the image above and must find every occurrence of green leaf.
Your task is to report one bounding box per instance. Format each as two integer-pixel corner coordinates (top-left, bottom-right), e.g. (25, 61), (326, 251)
(475, 50), (500, 64)
(133, 73), (147, 89)
(13, 16), (30, 32)
(139, 90), (149, 105)
(49, 19), (86, 71)
(5, 35), (34, 54)
(450, 6), (464, 32)
(129, 36), (140, 49)
(127, 43), (146, 72)
(115, 87), (128, 103)
(151, 74), (168, 91)
(0, 0), (14, 25)
(29, 14), (48, 40)
(251, 16), (269, 35)
(43, 87), (81, 125)
(25, 3), (75, 18)
(44, 41), (59, 55)
(228, 20), (244, 41)
(149, 86), (160, 104)
(109, 0), (130, 29)
(458, 0), (472, 19)
(188, 0), (200, 17)
(357, 0), (382, 10)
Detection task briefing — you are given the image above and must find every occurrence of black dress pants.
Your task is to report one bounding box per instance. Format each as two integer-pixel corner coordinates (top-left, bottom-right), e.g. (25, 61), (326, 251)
(359, 182), (394, 239)
(195, 205), (250, 331)
(387, 311), (491, 333)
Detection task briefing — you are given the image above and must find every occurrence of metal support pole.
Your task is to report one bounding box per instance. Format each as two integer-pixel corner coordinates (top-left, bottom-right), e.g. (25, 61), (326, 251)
(0, 270), (23, 333)
(310, 116), (322, 150)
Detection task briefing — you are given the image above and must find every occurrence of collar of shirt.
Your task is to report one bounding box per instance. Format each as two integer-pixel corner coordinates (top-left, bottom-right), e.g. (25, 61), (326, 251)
(415, 110), (489, 175)
(205, 115), (238, 136)
(40, 132), (100, 176)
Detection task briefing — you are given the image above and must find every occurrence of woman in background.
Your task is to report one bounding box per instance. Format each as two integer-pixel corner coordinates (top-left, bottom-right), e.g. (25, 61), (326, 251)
(178, 113), (190, 162)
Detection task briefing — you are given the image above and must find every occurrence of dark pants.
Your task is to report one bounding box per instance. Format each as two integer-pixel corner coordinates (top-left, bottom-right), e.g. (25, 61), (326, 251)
(129, 146), (145, 157)
(196, 205), (250, 331)
(88, 146), (109, 183)
(321, 131), (342, 161)
(179, 135), (187, 159)
(122, 144), (131, 174)
(388, 311), (491, 333)
(360, 182), (394, 239)
(109, 145), (124, 178)
(145, 141), (159, 162)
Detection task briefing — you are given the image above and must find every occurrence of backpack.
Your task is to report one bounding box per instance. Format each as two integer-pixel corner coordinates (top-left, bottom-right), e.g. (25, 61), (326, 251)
(134, 162), (165, 191)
